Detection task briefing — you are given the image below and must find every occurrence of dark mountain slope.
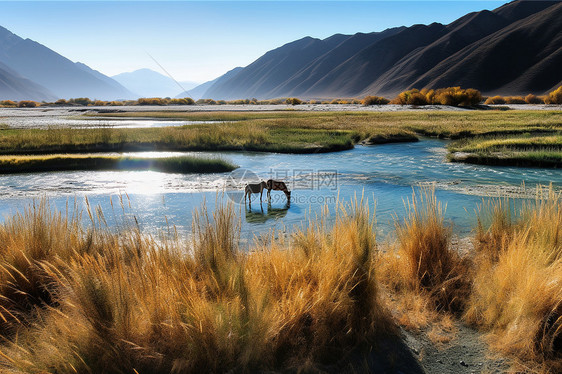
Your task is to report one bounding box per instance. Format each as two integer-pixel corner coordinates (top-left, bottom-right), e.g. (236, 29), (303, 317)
(190, 0), (562, 100)
(305, 23), (448, 97)
(204, 35), (350, 100)
(365, 10), (510, 96)
(270, 27), (405, 97)
(0, 26), (134, 99)
(410, 1), (562, 95)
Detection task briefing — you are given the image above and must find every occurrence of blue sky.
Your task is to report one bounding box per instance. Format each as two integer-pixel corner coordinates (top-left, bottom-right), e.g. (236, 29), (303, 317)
(0, 1), (506, 82)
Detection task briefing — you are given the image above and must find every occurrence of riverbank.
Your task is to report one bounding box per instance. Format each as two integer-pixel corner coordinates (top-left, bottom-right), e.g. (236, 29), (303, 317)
(1, 110), (561, 160)
(1, 188), (560, 372)
(0, 154), (237, 174)
(449, 134), (562, 167)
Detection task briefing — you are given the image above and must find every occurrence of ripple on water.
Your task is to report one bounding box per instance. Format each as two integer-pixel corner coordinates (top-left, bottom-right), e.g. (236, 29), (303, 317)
(0, 140), (561, 236)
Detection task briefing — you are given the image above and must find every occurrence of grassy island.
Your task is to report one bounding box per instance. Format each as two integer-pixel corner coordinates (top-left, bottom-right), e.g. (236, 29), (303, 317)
(0, 154), (237, 174)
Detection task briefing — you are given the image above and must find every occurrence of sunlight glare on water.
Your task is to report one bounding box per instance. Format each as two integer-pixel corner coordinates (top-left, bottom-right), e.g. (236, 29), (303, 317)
(1, 139), (561, 239)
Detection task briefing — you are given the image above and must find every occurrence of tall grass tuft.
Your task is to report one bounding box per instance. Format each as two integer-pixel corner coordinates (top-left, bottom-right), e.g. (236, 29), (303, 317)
(467, 186), (562, 371)
(0, 198), (393, 372)
(380, 188), (470, 318)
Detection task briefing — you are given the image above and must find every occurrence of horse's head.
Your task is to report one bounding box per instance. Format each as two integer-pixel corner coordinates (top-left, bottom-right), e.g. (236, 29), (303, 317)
(260, 181), (267, 188)
(266, 179), (273, 189)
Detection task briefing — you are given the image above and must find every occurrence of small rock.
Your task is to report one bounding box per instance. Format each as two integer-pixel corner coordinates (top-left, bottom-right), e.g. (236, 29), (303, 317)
(437, 359), (443, 364)
(460, 360), (469, 367)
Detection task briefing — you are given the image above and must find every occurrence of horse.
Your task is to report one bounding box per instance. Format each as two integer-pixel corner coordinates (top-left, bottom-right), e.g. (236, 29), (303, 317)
(244, 181), (267, 206)
(266, 179), (291, 202)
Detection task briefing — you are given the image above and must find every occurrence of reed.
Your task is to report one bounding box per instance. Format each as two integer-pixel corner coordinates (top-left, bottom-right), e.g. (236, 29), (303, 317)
(0, 198), (393, 372)
(467, 186), (562, 371)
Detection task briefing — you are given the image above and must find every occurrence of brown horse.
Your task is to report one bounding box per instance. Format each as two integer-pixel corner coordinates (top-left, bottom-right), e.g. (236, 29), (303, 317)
(244, 181), (267, 205)
(266, 179), (291, 202)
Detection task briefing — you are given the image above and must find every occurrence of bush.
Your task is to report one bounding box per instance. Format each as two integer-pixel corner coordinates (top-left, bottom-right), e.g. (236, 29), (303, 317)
(168, 98), (194, 105)
(69, 98), (92, 106)
(55, 99), (67, 106)
(525, 94), (544, 104)
(17, 100), (38, 108)
(0, 100), (17, 107)
(362, 95), (390, 106)
(433, 87), (482, 106)
(196, 99), (217, 105)
(545, 86), (562, 104)
(485, 96), (506, 105)
(504, 96), (525, 104)
(286, 97), (302, 105)
(137, 98), (165, 106)
(391, 89), (428, 105)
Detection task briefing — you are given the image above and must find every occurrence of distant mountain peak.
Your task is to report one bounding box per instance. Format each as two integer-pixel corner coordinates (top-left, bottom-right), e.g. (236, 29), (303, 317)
(0, 24), (134, 100)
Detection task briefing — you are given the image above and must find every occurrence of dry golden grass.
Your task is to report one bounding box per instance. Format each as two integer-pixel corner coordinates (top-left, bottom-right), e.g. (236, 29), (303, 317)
(379, 188), (471, 317)
(2, 188), (562, 372)
(0, 198), (394, 373)
(467, 186), (562, 372)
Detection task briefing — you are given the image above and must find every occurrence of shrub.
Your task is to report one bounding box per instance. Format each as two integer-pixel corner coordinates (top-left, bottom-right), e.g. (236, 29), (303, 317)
(137, 97), (165, 106)
(525, 94), (544, 104)
(545, 86), (562, 104)
(168, 98), (194, 105)
(433, 87), (482, 106)
(485, 96), (506, 105)
(286, 97), (302, 105)
(504, 96), (525, 104)
(391, 89), (428, 105)
(17, 101), (38, 108)
(362, 95), (390, 106)
(69, 98), (92, 106)
(55, 99), (67, 106)
(195, 99), (217, 105)
(0, 100), (17, 107)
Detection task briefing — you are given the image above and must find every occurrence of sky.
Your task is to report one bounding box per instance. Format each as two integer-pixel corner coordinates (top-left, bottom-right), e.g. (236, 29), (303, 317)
(0, 1), (507, 83)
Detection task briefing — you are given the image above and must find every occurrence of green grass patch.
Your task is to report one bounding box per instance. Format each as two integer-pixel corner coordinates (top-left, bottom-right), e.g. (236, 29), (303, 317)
(3, 110), (562, 157)
(0, 154), (237, 174)
(449, 134), (562, 167)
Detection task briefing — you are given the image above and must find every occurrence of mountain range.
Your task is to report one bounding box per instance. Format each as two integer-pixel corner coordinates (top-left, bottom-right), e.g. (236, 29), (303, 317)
(112, 69), (198, 99)
(175, 67), (244, 100)
(1, 0), (561, 102)
(0, 25), (133, 101)
(203, 0), (562, 100)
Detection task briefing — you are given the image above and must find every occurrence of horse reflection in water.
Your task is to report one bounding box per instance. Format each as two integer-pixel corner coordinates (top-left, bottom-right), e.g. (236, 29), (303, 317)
(245, 202), (290, 224)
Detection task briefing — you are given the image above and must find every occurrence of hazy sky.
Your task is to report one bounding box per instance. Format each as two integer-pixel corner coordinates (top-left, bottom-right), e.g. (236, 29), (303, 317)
(0, 1), (506, 83)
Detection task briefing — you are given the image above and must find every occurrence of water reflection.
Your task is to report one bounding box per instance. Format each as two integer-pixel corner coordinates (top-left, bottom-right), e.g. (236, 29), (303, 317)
(245, 202), (290, 224)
